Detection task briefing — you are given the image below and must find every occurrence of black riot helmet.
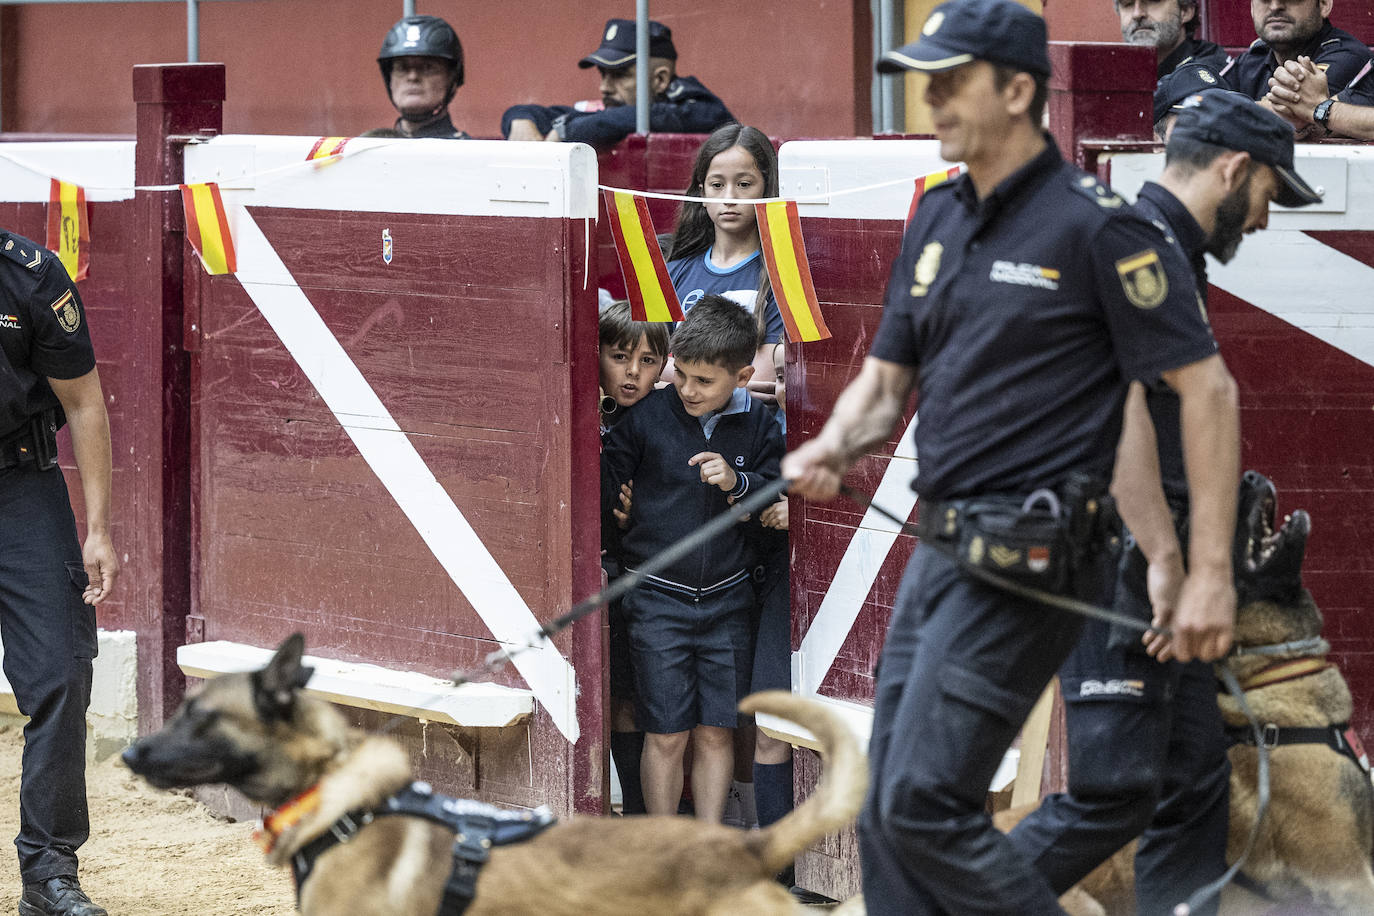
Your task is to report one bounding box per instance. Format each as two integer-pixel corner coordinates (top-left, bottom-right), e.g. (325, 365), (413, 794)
(378, 15), (465, 96)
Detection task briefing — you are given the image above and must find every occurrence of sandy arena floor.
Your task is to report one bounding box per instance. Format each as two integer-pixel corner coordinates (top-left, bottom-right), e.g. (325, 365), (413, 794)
(0, 724), (295, 915)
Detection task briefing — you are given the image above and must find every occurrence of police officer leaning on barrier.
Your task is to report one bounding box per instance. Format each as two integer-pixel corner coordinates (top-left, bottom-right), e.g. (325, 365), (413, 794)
(1007, 91), (1322, 916)
(377, 15), (471, 139)
(0, 229), (117, 916)
(782, 1), (1240, 913)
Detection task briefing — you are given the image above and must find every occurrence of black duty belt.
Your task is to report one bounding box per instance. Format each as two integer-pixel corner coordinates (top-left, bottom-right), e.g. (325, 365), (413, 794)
(0, 409), (59, 471)
(290, 782), (556, 915)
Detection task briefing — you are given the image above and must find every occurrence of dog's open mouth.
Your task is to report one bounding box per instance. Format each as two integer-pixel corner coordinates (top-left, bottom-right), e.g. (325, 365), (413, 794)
(1236, 470), (1310, 602)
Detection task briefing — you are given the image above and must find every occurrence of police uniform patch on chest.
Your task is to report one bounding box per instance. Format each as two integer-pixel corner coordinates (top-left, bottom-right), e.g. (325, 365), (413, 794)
(50, 289), (81, 333)
(0, 313), (20, 331)
(910, 242), (944, 297)
(989, 261), (1059, 290)
(1115, 249), (1168, 309)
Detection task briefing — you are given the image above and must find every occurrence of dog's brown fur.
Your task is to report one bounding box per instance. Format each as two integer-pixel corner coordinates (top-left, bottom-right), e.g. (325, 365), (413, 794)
(998, 477), (1374, 914)
(123, 635), (867, 915)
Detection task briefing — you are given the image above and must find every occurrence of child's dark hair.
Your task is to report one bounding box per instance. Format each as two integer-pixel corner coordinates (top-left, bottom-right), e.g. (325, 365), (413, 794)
(666, 124), (779, 263)
(670, 295), (757, 373)
(599, 300), (669, 358)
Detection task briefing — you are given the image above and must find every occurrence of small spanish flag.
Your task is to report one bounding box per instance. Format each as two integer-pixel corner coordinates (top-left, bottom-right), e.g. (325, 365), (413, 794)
(603, 189), (682, 322)
(754, 200), (830, 343)
(306, 136), (350, 165)
(180, 182), (237, 275)
(906, 166), (963, 225)
(46, 179), (90, 282)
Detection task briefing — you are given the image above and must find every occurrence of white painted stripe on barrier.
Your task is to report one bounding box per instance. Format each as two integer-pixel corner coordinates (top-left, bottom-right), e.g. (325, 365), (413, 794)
(186, 137), (599, 218)
(230, 210), (579, 741)
(795, 415), (919, 697)
(0, 142), (136, 202)
(1210, 230), (1374, 370)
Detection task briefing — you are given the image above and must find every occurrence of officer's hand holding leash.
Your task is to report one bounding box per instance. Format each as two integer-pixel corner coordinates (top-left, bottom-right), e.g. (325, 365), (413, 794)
(1141, 551), (1185, 659)
(1160, 563), (1235, 663)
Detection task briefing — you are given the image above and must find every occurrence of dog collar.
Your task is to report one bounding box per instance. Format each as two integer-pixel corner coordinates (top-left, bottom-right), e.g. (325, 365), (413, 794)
(253, 784), (322, 854)
(1239, 657), (1331, 691)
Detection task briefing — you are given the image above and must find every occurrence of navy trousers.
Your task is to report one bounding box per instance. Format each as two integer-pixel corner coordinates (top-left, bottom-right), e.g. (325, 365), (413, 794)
(0, 463), (96, 882)
(1007, 555), (1230, 916)
(859, 544), (1086, 915)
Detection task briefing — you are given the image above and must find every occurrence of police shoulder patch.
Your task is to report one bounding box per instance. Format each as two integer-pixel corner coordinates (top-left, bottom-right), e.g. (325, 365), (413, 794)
(1116, 249), (1169, 309)
(50, 289), (81, 333)
(0, 233), (45, 271)
(1071, 175), (1123, 208)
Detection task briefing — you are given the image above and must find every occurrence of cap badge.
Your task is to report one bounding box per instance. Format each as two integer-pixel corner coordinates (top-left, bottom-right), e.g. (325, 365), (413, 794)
(1116, 249), (1169, 310)
(923, 11), (945, 36)
(404, 24), (420, 43)
(606, 24), (618, 41)
(1198, 69), (1216, 84)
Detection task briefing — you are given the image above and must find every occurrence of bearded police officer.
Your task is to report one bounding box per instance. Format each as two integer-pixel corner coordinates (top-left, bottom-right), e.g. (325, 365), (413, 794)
(0, 230), (117, 916)
(1115, 0), (1231, 78)
(1008, 91), (1321, 916)
(377, 15), (471, 139)
(782, 1), (1240, 913)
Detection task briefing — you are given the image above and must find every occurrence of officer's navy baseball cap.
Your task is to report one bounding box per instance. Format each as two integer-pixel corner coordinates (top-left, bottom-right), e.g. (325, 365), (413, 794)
(1169, 90), (1322, 208)
(579, 19), (677, 70)
(876, 0), (1050, 77)
(1152, 64), (1223, 125)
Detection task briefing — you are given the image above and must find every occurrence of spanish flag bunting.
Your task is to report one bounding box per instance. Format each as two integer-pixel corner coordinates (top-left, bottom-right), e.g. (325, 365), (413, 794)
(46, 179), (90, 282)
(754, 200), (830, 343)
(603, 189), (682, 322)
(180, 182), (237, 275)
(306, 136), (350, 165)
(905, 165), (964, 226)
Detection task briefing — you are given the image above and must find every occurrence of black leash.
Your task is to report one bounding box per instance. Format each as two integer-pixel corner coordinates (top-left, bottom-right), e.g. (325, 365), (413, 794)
(448, 475), (792, 687)
(837, 483), (1268, 915)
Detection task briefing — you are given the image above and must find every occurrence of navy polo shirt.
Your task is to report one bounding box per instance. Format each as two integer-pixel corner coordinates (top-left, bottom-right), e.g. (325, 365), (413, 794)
(1158, 37), (1232, 80)
(0, 231), (94, 438)
(1225, 20), (1372, 99)
(1132, 182), (1215, 510)
(871, 140), (1217, 502)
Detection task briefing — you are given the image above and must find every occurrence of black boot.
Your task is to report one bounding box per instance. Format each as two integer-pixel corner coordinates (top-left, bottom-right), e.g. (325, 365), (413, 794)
(19, 876), (108, 916)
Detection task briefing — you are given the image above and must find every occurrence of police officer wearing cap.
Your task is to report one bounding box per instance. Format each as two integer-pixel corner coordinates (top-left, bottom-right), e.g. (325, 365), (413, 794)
(0, 229), (117, 916)
(1008, 92), (1321, 916)
(1152, 63), (1226, 137)
(782, 1), (1240, 912)
(377, 15), (470, 139)
(501, 18), (733, 150)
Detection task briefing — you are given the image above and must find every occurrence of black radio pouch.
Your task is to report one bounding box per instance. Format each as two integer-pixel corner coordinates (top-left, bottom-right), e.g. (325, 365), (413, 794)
(30, 409), (60, 471)
(957, 490), (1073, 594)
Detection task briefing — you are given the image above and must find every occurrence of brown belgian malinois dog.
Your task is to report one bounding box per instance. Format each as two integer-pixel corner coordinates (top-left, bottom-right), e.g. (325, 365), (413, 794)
(999, 471), (1374, 915)
(122, 634), (867, 915)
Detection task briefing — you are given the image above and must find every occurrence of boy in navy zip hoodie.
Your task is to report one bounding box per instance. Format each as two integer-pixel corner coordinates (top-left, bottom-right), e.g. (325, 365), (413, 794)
(601, 295), (784, 823)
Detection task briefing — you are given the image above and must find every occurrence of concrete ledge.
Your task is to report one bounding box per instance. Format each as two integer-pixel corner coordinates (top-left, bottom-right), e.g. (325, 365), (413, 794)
(756, 692), (1020, 792)
(0, 629), (139, 761)
(177, 641), (533, 728)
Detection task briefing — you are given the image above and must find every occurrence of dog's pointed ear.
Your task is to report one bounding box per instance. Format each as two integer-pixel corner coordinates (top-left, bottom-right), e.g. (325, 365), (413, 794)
(253, 633), (312, 723)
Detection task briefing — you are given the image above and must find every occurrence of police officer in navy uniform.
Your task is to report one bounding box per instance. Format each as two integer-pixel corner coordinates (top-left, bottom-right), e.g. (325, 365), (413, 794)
(783, 1), (1240, 912)
(1115, 0), (1231, 79)
(1007, 92), (1321, 916)
(501, 19), (734, 150)
(1224, 0), (1372, 103)
(377, 15), (471, 139)
(0, 230), (117, 916)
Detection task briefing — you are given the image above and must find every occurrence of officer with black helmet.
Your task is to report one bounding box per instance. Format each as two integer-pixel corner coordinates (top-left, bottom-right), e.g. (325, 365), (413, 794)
(0, 228), (118, 916)
(377, 14), (471, 139)
(783, 0), (1240, 912)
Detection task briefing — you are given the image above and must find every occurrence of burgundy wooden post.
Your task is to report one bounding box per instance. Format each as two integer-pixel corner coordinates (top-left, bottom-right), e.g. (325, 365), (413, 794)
(131, 63), (224, 730)
(1048, 42), (1155, 171)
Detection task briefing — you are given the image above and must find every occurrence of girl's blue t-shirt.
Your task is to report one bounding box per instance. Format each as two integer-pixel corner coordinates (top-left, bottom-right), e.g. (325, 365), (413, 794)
(666, 248), (785, 344)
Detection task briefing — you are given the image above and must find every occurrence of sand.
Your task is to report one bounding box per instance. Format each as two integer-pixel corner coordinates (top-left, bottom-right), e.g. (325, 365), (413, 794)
(0, 725), (295, 915)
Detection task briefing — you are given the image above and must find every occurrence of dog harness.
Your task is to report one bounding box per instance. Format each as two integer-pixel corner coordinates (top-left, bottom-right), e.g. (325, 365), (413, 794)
(1225, 720), (1371, 775)
(281, 781), (556, 915)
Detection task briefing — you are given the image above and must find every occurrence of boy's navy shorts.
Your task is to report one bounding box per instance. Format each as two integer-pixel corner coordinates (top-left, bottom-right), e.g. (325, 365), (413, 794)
(624, 578), (754, 734)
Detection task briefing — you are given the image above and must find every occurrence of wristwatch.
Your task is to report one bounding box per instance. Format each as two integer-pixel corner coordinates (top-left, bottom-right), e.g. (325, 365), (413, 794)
(1313, 98), (1336, 130)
